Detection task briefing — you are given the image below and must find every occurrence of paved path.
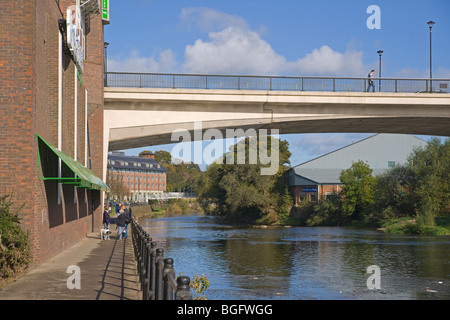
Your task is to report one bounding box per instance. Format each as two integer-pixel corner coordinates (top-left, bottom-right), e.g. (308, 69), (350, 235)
(0, 232), (142, 300)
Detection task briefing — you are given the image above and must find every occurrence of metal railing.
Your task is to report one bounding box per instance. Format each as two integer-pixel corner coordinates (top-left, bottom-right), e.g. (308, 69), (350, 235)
(105, 72), (450, 94)
(131, 217), (193, 300)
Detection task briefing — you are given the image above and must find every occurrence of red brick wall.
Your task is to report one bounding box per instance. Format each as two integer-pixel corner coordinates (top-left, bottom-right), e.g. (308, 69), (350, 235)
(292, 185), (341, 204)
(0, 0), (106, 266)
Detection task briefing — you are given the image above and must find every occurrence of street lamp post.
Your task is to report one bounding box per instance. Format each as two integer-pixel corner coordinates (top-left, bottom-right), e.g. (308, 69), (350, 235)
(377, 50), (383, 92)
(104, 42), (109, 87)
(427, 21), (435, 92)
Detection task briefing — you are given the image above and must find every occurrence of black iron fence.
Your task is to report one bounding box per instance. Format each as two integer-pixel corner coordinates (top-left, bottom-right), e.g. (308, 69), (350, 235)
(105, 72), (450, 94)
(131, 218), (193, 300)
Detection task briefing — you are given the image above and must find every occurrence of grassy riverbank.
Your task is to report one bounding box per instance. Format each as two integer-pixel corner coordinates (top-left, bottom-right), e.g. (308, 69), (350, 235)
(131, 199), (203, 222)
(380, 216), (450, 235)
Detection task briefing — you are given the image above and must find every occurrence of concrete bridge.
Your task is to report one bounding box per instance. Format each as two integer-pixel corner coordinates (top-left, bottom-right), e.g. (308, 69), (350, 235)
(103, 72), (450, 177)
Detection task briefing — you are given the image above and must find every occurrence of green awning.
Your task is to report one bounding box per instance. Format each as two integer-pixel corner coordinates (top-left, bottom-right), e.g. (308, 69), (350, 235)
(37, 134), (109, 191)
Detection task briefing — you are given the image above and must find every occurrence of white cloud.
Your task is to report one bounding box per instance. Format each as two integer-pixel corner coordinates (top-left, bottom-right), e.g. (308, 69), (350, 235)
(183, 26), (287, 75)
(109, 7), (369, 77)
(180, 7), (249, 32)
(108, 49), (177, 73)
(180, 8), (367, 76)
(288, 45), (366, 76)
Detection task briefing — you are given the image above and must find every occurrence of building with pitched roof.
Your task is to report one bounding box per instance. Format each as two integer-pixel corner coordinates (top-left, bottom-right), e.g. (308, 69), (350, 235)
(107, 151), (167, 202)
(287, 134), (428, 204)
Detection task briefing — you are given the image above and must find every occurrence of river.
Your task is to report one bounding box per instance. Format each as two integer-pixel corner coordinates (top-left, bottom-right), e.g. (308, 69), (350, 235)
(141, 214), (449, 300)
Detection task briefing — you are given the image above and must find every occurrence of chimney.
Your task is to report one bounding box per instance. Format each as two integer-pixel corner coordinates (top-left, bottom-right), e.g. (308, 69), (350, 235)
(140, 151), (155, 160)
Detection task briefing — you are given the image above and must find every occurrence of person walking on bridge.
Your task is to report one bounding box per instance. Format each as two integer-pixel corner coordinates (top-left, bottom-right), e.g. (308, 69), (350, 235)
(367, 70), (375, 92)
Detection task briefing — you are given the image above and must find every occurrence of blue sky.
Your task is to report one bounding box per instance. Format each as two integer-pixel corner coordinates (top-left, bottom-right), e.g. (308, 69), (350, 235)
(105, 0), (449, 167)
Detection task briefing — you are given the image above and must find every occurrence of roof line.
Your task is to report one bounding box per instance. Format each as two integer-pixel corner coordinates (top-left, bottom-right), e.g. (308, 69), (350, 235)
(292, 134), (427, 169)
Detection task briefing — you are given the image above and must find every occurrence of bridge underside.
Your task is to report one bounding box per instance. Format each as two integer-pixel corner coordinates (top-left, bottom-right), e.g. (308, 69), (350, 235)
(107, 117), (449, 151)
(104, 88), (450, 151)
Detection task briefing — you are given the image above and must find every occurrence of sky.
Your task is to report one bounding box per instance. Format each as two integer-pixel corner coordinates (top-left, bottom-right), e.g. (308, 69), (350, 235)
(104, 0), (450, 167)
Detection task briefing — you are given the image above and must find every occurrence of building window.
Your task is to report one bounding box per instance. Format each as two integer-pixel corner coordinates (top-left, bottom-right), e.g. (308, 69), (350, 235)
(388, 161), (396, 168)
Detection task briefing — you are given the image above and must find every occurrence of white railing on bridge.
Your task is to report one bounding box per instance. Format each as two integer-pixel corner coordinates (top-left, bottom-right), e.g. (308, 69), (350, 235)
(148, 192), (197, 201)
(105, 72), (450, 94)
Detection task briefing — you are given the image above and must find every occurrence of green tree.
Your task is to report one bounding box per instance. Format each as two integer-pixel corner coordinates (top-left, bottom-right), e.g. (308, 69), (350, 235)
(372, 164), (417, 223)
(339, 160), (375, 222)
(154, 150), (172, 166)
(198, 136), (292, 222)
(407, 137), (450, 226)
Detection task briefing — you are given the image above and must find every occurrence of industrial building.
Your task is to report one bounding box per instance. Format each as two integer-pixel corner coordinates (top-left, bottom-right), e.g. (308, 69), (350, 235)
(287, 134), (428, 204)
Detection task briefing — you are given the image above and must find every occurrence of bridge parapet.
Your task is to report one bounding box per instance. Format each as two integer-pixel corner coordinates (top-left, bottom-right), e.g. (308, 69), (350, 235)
(105, 72), (450, 94)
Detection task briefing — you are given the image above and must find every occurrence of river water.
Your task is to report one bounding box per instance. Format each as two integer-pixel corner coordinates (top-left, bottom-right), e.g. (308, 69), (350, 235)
(141, 214), (449, 300)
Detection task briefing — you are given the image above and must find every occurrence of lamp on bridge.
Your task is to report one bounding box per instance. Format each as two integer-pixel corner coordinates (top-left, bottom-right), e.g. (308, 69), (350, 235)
(377, 50), (383, 92)
(427, 21), (435, 93)
(104, 42), (109, 87)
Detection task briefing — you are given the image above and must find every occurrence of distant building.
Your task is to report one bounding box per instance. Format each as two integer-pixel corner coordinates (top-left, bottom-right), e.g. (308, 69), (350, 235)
(107, 151), (167, 202)
(287, 134), (428, 204)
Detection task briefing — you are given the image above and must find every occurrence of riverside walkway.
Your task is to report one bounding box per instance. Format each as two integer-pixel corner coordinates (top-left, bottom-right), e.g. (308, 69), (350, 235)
(0, 233), (141, 300)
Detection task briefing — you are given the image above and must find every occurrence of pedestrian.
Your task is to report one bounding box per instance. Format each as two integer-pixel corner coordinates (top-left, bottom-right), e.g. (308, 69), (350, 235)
(367, 70), (375, 92)
(122, 204), (131, 239)
(116, 208), (126, 240)
(103, 206), (111, 230)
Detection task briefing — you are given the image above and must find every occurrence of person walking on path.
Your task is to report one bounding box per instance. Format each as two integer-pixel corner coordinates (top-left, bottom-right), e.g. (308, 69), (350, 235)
(121, 204), (131, 239)
(367, 70), (375, 92)
(116, 209), (126, 240)
(103, 206), (111, 230)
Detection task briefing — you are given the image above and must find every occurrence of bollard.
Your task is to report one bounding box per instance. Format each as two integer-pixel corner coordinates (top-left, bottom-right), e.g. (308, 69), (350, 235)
(175, 276), (193, 300)
(155, 248), (164, 300)
(163, 258), (175, 300)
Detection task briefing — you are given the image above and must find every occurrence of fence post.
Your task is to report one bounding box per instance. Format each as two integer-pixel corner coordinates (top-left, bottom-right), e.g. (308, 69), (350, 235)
(175, 276), (193, 300)
(149, 242), (157, 299)
(163, 258), (175, 300)
(155, 248), (164, 300)
(143, 236), (152, 300)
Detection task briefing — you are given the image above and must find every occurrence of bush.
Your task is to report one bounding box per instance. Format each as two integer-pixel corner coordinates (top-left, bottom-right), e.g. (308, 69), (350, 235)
(0, 195), (31, 278)
(383, 217), (450, 235)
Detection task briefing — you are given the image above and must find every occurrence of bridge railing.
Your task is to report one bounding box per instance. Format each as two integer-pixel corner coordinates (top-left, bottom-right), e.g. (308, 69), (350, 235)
(105, 72), (450, 93)
(131, 217), (193, 300)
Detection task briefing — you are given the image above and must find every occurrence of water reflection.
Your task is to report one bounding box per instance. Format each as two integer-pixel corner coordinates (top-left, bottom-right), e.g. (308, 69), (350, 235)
(142, 215), (450, 300)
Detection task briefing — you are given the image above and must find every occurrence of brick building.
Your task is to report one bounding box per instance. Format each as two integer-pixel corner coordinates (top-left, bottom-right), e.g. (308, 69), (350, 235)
(287, 134), (428, 204)
(0, 0), (110, 265)
(107, 151), (167, 202)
